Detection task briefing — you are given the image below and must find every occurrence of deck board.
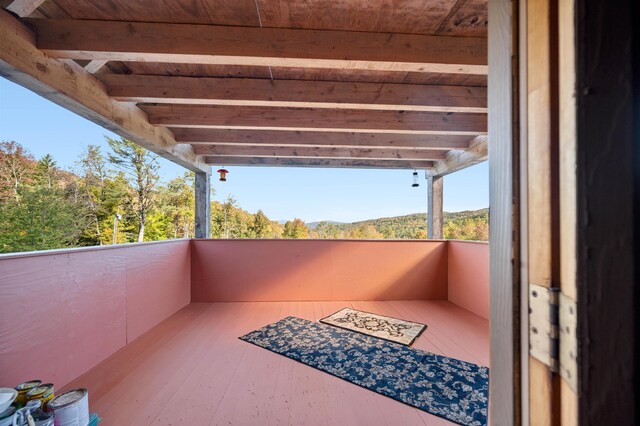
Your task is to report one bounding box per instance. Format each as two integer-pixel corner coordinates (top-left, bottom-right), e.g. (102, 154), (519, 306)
(64, 301), (489, 425)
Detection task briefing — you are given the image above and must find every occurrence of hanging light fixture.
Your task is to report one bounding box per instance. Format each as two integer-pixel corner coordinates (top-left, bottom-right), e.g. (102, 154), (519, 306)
(411, 170), (420, 187)
(217, 168), (229, 182)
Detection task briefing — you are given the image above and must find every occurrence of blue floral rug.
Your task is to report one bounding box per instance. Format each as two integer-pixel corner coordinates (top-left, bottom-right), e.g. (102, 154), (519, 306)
(240, 316), (489, 426)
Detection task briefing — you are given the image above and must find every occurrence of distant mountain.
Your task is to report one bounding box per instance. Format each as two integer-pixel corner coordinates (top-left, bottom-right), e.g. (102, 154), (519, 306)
(309, 208), (489, 241)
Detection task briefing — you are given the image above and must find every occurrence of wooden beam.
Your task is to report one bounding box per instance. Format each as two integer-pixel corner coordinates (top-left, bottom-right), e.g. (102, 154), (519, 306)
(0, 9), (208, 174)
(28, 19), (488, 75)
(100, 74), (487, 113)
(84, 60), (108, 74)
(202, 157), (434, 169)
(194, 172), (210, 238)
(143, 105), (487, 134)
(192, 145), (447, 161)
(175, 129), (474, 150)
(6, 0), (45, 17)
(427, 175), (443, 239)
(427, 136), (488, 177)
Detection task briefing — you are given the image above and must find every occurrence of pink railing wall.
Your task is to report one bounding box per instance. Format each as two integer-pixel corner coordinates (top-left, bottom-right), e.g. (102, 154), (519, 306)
(0, 240), (190, 388)
(447, 241), (489, 319)
(191, 239), (448, 301)
(0, 238), (488, 389)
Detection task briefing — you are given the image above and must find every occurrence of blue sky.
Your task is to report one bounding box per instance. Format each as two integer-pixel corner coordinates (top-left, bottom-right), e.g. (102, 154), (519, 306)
(0, 78), (488, 223)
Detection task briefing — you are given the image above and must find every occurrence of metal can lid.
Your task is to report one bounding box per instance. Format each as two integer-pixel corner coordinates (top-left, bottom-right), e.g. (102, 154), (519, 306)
(15, 380), (41, 391)
(26, 383), (53, 396)
(48, 388), (87, 409)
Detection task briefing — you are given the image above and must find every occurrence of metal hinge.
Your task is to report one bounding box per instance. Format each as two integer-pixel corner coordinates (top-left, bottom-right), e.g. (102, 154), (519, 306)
(529, 284), (577, 392)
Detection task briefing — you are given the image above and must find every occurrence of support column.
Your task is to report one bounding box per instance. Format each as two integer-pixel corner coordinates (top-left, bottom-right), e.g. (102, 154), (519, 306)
(194, 171), (210, 238)
(427, 175), (443, 239)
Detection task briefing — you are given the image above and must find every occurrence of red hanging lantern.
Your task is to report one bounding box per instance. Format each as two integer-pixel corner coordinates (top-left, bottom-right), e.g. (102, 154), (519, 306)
(217, 168), (229, 182)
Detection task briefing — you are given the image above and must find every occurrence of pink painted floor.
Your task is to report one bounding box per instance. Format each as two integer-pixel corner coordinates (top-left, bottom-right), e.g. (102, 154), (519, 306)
(65, 301), (489, 425)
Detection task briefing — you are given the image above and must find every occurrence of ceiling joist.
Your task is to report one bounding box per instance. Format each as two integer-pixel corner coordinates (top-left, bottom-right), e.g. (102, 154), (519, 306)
(203, 157), (435, 169)
(0, 9), (209, 173)
(100, 74), (487, 113)
(175, 129), (475, 150)
(192, 145), (447, 161)
(27, 18), (488, 75)
(142, 105), (487, 134)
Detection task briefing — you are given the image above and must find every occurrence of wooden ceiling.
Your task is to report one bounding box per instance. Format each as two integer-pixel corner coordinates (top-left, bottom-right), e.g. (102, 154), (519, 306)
(1, 0), (488, 172)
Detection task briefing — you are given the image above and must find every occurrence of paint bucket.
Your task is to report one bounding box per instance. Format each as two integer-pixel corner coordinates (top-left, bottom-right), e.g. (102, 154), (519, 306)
(14, 381), (41, 407)
(47, 389), (89, 426)
(25, 384), (54, 410)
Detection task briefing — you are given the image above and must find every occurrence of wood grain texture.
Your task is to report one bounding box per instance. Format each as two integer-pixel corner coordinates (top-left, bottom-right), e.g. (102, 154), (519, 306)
(28, 18), (488, 74)
(63, 301), (489, 425)
(190, 240), (448, 302)
(202, 157), (434, 169)
(177, 129), (474, 150)
(0, 10), (208, 173)
(558, 0), (578, 423)
(193, 145), (447, 161)
(527, 0), (560, 423)
(118, 62), (488, 86)
(0, 240), (191, 388)
(143, 105), (487, 134)
(488, 0), (520, 424)
(101, 74), (488, 112)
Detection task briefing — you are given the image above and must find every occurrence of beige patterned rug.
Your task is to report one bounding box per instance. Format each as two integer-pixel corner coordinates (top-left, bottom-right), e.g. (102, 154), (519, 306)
(319, 308), (427, 346)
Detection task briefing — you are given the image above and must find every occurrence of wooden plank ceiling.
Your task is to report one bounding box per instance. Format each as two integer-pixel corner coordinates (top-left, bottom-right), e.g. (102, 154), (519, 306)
(2, 0), (488, 171)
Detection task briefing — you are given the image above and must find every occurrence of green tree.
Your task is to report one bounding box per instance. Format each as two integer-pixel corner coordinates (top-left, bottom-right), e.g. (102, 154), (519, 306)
(348, 224), (384, 239)
(249, 210), (272, 238)
(107, 137), (159, 242)
(158, 173), (195, 238)
(283, 218), (309, 239)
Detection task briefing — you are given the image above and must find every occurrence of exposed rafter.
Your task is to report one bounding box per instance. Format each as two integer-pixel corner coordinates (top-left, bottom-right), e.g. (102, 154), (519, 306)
(27, 18), (488, 75)
(0, 9), (209, 173)
(203, 157), (435, 169)
(100, 74), (487, 112)
(427, 136), (488, 177)
(142, 105), (487, 134)
(175, 129), (476, 150)
(192, 145), (447, 161)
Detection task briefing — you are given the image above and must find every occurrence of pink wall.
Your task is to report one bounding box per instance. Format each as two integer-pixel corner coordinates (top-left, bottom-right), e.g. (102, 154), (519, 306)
(191, 239), (448, 301)
(447, 241), (489, 319)
(0, 240), (190, 388)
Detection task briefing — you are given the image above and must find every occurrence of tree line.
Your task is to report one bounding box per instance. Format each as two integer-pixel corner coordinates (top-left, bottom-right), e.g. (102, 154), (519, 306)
(0, 139), (488, 254)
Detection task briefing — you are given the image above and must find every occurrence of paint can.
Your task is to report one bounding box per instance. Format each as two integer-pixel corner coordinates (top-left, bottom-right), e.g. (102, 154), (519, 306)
(47, 389), (89, 426)
(14, 381), (41, 407)
(25, 384), (54, 410)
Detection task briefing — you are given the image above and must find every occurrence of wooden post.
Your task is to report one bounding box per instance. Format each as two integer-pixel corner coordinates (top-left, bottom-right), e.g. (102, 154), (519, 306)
(427, 175), (443, 239)
(194, 172), (210, 238)
(489, 0), (521, 423)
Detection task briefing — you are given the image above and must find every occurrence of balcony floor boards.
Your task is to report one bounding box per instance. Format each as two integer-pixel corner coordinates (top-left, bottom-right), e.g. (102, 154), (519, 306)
(64, 301), (489, 425)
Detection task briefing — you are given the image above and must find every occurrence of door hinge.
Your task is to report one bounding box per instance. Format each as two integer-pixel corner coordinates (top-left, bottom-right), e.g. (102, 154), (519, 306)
(529, 284), (578, 392)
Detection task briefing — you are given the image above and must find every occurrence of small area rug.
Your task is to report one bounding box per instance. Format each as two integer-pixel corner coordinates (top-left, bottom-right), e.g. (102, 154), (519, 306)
(320, 307), (426, 346)
(240, 316), (488, 426)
